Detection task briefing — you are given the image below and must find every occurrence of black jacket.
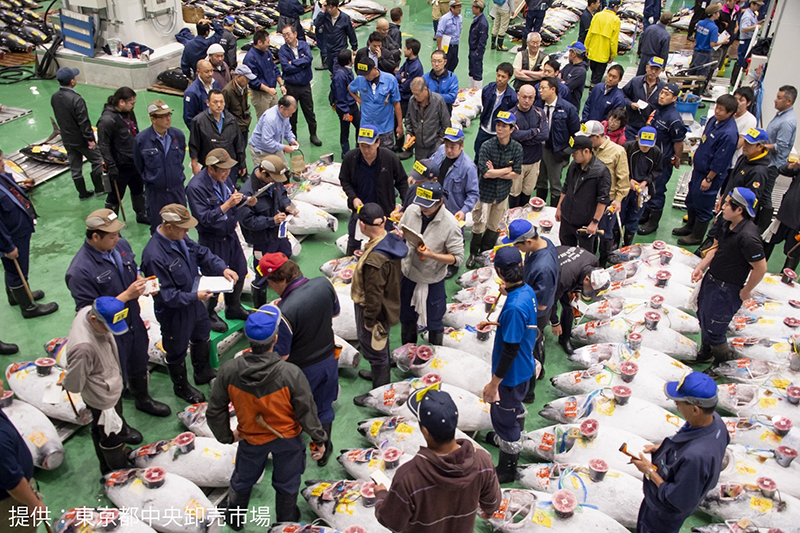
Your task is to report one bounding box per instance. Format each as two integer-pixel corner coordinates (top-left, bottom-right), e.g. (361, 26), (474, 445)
(96, 103), (138, 169)
(623, 139), (662, 194)
(340, 147), (408, 216)
(238, 173), (292, 251)
(51, 87), (94, 148)
(777, 163), (800, 229)
(560, 155), (611, 227)
(355, 46), (399, 74)
(721, 151), (771, 203)
(188, 110), (245, 169)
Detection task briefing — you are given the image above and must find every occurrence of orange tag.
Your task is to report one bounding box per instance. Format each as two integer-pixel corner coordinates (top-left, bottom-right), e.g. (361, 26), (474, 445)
(383, 389), (395, 406)
(564, 400), (578, 418)
(737, 359), (751, 368)
(536, 465), (551, 487)
(539, 432), (555, 452)
(733, 316), (748, 330)
(493, 498), (509, 519)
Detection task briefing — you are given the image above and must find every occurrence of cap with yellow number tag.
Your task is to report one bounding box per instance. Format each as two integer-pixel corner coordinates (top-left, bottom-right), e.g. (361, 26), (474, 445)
(638, 126), (657, 147)
(409, 158), (439, 182)
(743, 127), (769, 145)
(357, 125), (379, 145)
(413, 181), (443, 208)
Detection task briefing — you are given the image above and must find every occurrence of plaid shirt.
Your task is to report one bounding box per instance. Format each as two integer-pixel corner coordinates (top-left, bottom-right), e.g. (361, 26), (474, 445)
(477, 137), (523, 202)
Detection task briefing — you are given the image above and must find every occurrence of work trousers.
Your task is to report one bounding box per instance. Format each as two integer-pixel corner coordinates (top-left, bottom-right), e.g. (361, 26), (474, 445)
(646, 163), (674, 211)
(1, 234), (29, 287)
(354, 302), (391, 367)
(636, 502), (685, 533)
(230, 435), (306, 495)
(285, 82), (317, 137)
(67, 144), (104, 190)
(336, 107), (361, 158)
(511, 161), (541, 197)
(114, 313), (150, 384)
(399, 277), (447, 332)
(145, 187), (186, 234)
(689, 49), (714, 78)
(559, 218), (599, 253)
(250, 145), (283, 170)
(589, 60), (607, 86)
(471, 198), (507, 235)
(156, 300), (211, 364)
(763, 221), (799, 260)
(525, 8), (546, 38)
(300, 355), (338, 424)
(537, 147), (568, 198)
(756, 166), (779, 231)
(251, 90), (278, 120)
(468, 48), (483, 81)
(198, 234), (248, 280)
(88, 401), (133, 474)
(621, 189), (647, 233)
(445, 43), (459, 72)
(490, 381), (530, 451)
(697, 272), (742, 346)
(492, 10), (511, 38)
(105, 164), (144, 206)
(685, 168), (722, 223)
(473, 129), (494, 157)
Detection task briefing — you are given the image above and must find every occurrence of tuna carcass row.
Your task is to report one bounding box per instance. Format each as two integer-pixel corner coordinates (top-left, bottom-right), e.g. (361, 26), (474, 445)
(0, 391), (64, 470)
(302, 480), (390, 532)
(337, 447), (414, 482)
(717, 382), (800, 427)
(699, 481), (800, 531)
(582, 297), (699, 334)
(570, 317), (698, 360)
(550, 365), (674, 411)
(5, 361), (91, 425)
(567, 343), (693, 382)
(391, 344), (493, 396)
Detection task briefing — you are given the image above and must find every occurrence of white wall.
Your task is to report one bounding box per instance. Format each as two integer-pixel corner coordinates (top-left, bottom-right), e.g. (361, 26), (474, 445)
(760, 0), (800, 126)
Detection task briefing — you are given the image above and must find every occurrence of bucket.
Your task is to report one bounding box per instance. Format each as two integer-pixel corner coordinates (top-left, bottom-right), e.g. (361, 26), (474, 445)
(539, 220), (553, 234)
(319, 153), (334, 164)
(786, 386), (800, 405)
(655, 271), (671, 288)
(484, 295), (498, 313)
(781, 268), (797, 285)
(644, 311), (661, 330)
(35, 357), (56, 376)
(588, 458), (609, 482)
(181, 5), (204, 23)
(174, 432), (195, 454)
(619, 361), (639, 382)
(774, 446), (797, 468)
(529, 197), (545, 212)
(757, 477), (777, 498)
(579, 418), (599, 440)
(360, 481), (377, 507)
(142, 467), (166, 489)
(773, 416), (793, 437)
(611, 385), (632, 405)
(290, 149), (307, 174)
(649, 295), (664, 309)
(477, 324), (493, 341)
(675, 94), (701, 115)
(382, 447), (402, 469)
(659, 251), (673, 265)
(652, 240), (666, 250)
(551, 489), (578, 518)
(627, 332), (642, 351)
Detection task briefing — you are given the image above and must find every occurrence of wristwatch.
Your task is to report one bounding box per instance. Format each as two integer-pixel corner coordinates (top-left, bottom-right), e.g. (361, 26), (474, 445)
(704, 177), (714, 183)
(591, 218), (600, 224)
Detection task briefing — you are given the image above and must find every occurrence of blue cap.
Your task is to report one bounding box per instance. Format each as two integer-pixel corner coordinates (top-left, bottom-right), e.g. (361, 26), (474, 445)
(567, 41), (586, 55)
(493, 245), (522, 269)
(92, 297), (129, 336)
(409, 158), (438, 182)
(664, 372), (718, 408)
(637, 126), (657, 147)
(408, 388), (458, 441)
(413, 181), (444, 208)
(56, 67), (79, 84)
(443, 127), (465, 143)
(648, 56), (665, 68)
(502, 219), (538, 244)
(495, 111), (516, 125)
(665, 82), (681, 96)
(729, 187), (757, 218)
(245, 304), (282, 344)
(357, 125), (379, 145)
(742, 127), (769, 145)
(224, 16), (235, 24)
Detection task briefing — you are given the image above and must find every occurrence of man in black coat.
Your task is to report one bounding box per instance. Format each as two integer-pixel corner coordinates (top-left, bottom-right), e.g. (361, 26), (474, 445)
(189, 89), (246, 180)
(51, 67), (105, 199)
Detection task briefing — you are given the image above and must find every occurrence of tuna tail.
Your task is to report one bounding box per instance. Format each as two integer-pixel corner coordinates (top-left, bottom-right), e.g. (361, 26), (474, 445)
(44, 117), (60, 144)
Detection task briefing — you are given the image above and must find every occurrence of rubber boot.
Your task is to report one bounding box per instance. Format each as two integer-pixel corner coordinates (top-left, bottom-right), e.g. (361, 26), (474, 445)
(223, 488), (252, 531)
(224, 280), (252, 321)
(428, 330), (444, 346)
(783, 254), (800, 274)
(672, 211), (696, 236)
(74, 178), (94, 200)
(496, 37), (508, 51)
(481, 230), (499, 252)
(598, 238), (614, 268)
(190, 340), (217, 385)
(99, 443), (131, 474)
(549, 193), (560, 208)
(445, 264), (458, 279)
(128, 374), (171, 417)
(276, 492), (301, 523)
(677, 219), (709, 246)
(491, 35), (497, 50)
(401, 321), (418, 345)
(207, 298), (229, 333)
(251, 284), (267, 309)
(518, 193), (531, 207)
(167, 359), (205, 404)
(495, 450), (519, 484)
(131, 194), (150, 225)
(354, 364), (390, 405)
(0, 339), (19, 355)
(535, 187), (548, 200)
(10, 286), (58, 319)
(639, 208), (651, 225)
(115, 420), (143, 446)
(466, 232), (483, 269)
(91, 165), (106, 194)
(710, 343), (734, 364)
(105, 202), (119, 215)
(695, 343), (712, 364)
(637, 209), (662, 235)
(622, 230), (636, 247)
(558, 334), (575, 355)
(6, 285), (43, 305)
(317, 422), (333, 466)
(508, 195), (520, 209)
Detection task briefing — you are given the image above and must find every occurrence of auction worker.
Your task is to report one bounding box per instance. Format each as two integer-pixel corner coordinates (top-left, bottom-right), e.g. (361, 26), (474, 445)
(63, 297), (144, 473)
(257, 253), (340, 468)
(436, 0), (463, 72)
(468, 0), (489, 87)
(583, 0), (621, 87)
(133, 100), (187, 234)
(428, 127), (480, 227)
(278, 24), (321, 147)
(65, 209), (170, 417)
(374, 388), (501, 532)
(349, 58), (403, 149)
(141, 204), (239, 404)
(208, 305), (327, 529)
(187, 148), (254, 334)
(503, 219), (558, 390)
(0, 380), (47, 533)
(631, 371), (729, 533)
(690, 188), (767, 367)
(398, 181), (464, 347)
(620, 126), (662, 247)
(480, 246), (537, 483)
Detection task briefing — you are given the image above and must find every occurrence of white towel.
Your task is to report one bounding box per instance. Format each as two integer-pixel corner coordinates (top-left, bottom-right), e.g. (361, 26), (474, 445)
(761, 218), (781, 242)
(99, 407), (123, 436)
(410, 282), (430, 328)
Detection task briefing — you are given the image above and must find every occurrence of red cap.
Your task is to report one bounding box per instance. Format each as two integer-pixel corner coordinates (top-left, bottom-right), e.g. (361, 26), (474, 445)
(257, 253), (288, 277)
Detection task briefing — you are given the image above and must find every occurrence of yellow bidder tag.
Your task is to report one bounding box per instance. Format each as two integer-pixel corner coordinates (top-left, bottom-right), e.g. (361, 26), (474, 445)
(311, 482), (331, 497)
(358, 127), (373, 138)
(416, 187), (433, 200)
(531, 509), (553, 527)
(113, 308), (129, 323)
(413, 160), (427, 175)
(640, 131), (655, 141)
(369, 420), (383, 437)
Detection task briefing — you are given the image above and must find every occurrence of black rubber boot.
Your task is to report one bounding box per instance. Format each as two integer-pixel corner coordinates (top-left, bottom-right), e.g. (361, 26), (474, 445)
(481, 230), (499, 252)
(207, 299), (228, 333)
(677, 219), (709, 246)
(672, 211), (696, 236)
(372, 364), (391, 389)
(0, 339), (19, 355)
(445, 264), (458, 279)
(783, 255), (800, 273)
(128, 375), (171, 417)
(167, 359), (206, 404)
(10, 286), (58, 319)
(99, 443), (131, 474)
(490, 35), (496, 50)
(116, 420), (143, 445)
(6, 285), (43, 305)
(190, 341), (217, 385)
(523, 375), (537, 404)
(251, 284), (267, 309)
(223, 488), (252, 532)
(549, 193), (560, 208)
(535, 188), (548, 200)
(496, 37), (507, 51)
(131, 194), (150, 225)
(224, 280), (252, 321)
(558, 334), (575, 355)
(466, 232), (483, 269)
(275, 492), (301, 523)
(401, 321), (418, 345)
(639, 208), (651, 225)
(695, 343), (712, 364)
(317, 422), (333, 466)
(637, 209), (662, 235)
(357, 369), (373, 382)
(91, 165), (106, 194)
(74, 178), (94, 200)
(428, 330), (444, 346)
(622, 230), (636, 247)
(309, 123), (322, 147)
(495, 450), (519, 484)
(518, 193), (531, 207)
(598, 238), (614, 268)
(105, 202), (119, 215)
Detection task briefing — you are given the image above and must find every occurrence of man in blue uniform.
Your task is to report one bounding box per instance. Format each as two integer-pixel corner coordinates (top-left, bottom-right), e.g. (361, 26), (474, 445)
(621, 127), (662, 246)
(396, 38), (423, 123)
(474, 63), (518, 156)
(560, 42), (590, 109)
(279, 25), (321, 146)
(673, 94), (738, 246)
(526, 0), (551, 38)
(65, 209), (170, 417)
(141, 204), (239, 404)
(183, 60), (221, 129)
(133, 100), (188, 234)
(468, 0), (488, 87)
(479, 246), (537, 483)
(504, 219), (559, 393)
(581, 64), (625, 122)
(330, 50), (361, 158)
(690, 4), (728, 81)
(258, 252), (340, 468)
(429, 127), (480, 224)
(423, 50), (460, 113)
(313, 0), (358, 72)
(578, 0), (599, 43)
(436, 0), (463, 72)
(637, 83), (686, 235)
(0, 158), (58, 321)
(622, 57), (666, 141)
(187, 149), (254, 333)
(243, 29), (286, 120)
(636, 11), (671, 75)
(180, 18), (224, 78)
(631, 371), (730, 533)
(349, 58), (403, 149)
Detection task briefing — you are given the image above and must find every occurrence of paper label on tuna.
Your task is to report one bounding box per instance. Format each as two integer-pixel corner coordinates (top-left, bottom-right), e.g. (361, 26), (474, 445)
(395, 423), (414, 435)
(749, 496), (773, 513)
(773, 342), (790, 352)
(493, 498), (508, 519)
(759, 398), (777, 409)
(725, 420), (737, 438)
(763, 276), (779, 285)
(735, 461), (757, 475)
(336, 502), (354, 515)
(760, 431), (781, 445)
(370, 421), (383, 437)
(311, 483), (331, 497)
(772, 379), (790, 389)
(539, 432), (555, 451)
(536, 467), (550, 486)
(531, 509), (553, 527)
(184, 499), (206, 519)
(597, 398), (615, 416)
(42, 382), (62, 405)
(28, 431), (48, 448)
(129, 478), (145, 496)
(202, 447), (222, 459)
(430, 358), (447, 369)
(564, 401), (578, 418)
(383, 389), (395, 406)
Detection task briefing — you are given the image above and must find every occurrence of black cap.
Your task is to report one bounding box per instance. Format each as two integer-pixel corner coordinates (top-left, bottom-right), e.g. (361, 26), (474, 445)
(413, 181), (444, 208)
(408, 388), (458, 441)
(566, 135), (593, 153)
(355, 57), (375, 75)
(357, 203), (385, 225)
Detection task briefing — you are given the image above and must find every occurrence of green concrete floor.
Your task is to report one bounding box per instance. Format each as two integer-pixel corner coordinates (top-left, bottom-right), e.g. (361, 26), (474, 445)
(0, 1), (789, 531)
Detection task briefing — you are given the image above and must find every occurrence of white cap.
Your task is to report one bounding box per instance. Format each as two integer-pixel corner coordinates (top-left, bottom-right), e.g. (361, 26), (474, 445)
(582, 120), (605, 136)
(590, 270), (611, 291)
(207, 43), (224, 56)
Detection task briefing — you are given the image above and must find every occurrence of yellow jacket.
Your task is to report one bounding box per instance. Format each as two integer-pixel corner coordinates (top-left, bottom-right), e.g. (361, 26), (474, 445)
(585, 8), (620, 63)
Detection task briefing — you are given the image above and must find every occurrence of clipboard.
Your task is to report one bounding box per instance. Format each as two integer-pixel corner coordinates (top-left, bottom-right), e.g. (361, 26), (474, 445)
(400, 224), (425, 251)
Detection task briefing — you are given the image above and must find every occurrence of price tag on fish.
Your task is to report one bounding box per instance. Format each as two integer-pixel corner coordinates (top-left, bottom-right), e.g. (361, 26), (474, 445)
(143, 276), (160, 296)
(539, 432), (555, 452)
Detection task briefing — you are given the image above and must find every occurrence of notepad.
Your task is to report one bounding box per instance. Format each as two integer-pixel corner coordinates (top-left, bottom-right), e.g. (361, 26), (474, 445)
(197, 276), (234, 293)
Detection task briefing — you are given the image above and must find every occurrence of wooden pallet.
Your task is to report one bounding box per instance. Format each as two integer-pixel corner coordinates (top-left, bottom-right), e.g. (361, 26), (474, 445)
(147, 81), (186, 97)
(0, 105), (32, 125)
(54, 419), (87, 442)
(0, 52), (35, 67)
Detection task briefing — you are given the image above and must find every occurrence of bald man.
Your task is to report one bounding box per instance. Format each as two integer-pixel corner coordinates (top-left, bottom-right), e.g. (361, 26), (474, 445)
(510, 84), (549, 207)
(184, 60), (222, 128)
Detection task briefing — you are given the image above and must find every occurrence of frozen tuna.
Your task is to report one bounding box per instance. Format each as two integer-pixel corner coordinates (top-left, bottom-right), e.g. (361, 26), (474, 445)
(333, 285), (358, 341)
(608, 243), (701, 269)
(302, 480), (390, 532)
(568, 343), (693, 382)
(570, 318), (698, 359)
(5, 361), (91, 425)
(286, 200), (338, 235)
(725, 416), (800, 451)
(729, 337), (795, 364)
(286, 181), (349, 214)
(699, 481), (800, 530)
(1, 391), (64, 470)
(717, 383), (800, 427)
(391, 344), (492, 396)
(443, 301), (504, 330)
(178, 402), (238, 439)
(712, 358), (788, 384)
(337, 447), (414, 482)
(439, 326), (496, 362)
(717, 444), (800, 499)
(583, 298), (699, 333)
(600, 278), (695, 311)
(550, 364), (675, 411)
